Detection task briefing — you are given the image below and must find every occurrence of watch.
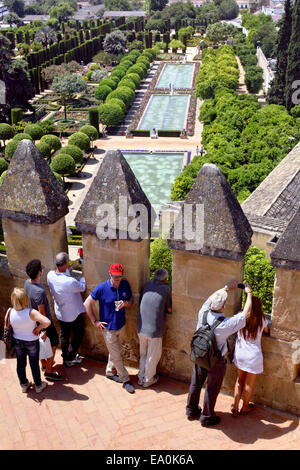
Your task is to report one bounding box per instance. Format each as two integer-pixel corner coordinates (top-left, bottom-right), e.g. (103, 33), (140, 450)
(224, 285), (229, 291)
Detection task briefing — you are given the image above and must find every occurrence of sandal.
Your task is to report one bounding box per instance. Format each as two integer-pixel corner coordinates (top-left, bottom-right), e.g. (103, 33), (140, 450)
(231, 404), (239, 418)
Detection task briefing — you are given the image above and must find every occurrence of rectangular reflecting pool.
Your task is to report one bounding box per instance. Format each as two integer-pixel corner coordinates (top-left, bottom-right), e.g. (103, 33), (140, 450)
(157, 63), (194, 89)
(138, 95), (190, 131)
(123, 151), (186, 220)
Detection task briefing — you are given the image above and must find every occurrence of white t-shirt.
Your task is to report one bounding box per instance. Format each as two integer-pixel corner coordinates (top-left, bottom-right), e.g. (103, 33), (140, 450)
(10, 308), (38, 342)
(233, 317), (268, 374)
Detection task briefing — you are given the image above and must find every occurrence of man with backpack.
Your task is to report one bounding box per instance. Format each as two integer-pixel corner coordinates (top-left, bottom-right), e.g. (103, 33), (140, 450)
(186, 280), (252, 427)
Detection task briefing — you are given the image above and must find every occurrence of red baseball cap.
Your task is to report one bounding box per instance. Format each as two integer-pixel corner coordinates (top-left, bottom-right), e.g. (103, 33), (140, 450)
(109, 263), (124, 276)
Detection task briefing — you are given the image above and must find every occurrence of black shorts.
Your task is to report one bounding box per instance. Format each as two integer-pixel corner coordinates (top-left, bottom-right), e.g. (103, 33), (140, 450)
(46, 321), (59, 348)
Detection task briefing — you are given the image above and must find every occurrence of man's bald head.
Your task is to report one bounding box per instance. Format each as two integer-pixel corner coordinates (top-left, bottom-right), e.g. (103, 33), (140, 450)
(55, 252), (69, 270)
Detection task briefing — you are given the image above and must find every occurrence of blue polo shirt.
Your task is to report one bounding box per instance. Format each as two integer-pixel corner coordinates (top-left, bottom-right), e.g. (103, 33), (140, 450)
(91, 279), (133, 330)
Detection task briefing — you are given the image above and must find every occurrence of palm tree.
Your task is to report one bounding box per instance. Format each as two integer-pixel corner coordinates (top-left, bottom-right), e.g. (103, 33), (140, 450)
(34, 26), (57, 49)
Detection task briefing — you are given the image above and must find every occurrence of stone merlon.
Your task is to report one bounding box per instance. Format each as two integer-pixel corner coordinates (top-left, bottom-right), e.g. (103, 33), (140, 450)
(75, 149), (156, 240)
(168, 163), (253, 260)
(271, 207), (300, 271)
(0, 140), (69, 224)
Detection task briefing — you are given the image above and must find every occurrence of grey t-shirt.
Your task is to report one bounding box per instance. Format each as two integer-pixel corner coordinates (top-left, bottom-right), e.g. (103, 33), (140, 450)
(137, 280), (172, 338)
(24, 279), (52, 321)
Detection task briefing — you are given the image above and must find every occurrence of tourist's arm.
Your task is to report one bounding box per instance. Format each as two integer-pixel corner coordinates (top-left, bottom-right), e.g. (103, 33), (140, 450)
(241, 284), (252, 320)
(84, 295), (107, 330)
(30, 309), (51, 335)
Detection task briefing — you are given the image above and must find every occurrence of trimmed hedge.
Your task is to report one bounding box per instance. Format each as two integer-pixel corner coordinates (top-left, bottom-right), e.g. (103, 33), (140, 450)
(12, 133), (33, 142)
(5, 140), (19, 159)
(79, 124), (98, 140)
(105, 97), (126, 114)
(98, 103), (124, 126)
(59, 145), (84, 164)
(106, 86), (135, 108)
(95, 85), (113, 101)
(50, 153), (76, 177)
(132, 130), (150, 137)
(24, 124), (44, 142)
(157, 130), (181, 137)
(0, 158), (8, 176)
(40, 134), (62, 153)
(68, 132), (90, 151)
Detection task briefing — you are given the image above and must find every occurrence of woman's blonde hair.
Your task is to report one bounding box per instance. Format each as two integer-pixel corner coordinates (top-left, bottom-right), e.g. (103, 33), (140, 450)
(11, 288), (30, 310)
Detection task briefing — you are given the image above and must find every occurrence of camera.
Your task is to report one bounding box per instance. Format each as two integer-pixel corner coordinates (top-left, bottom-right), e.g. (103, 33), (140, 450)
(238, 283), (245, 289)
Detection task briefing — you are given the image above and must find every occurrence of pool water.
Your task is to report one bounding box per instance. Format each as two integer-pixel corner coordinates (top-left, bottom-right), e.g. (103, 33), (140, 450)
(157, 63), (194, 89)
(123, 152), (184, 219)
(138, 95), (189, 131)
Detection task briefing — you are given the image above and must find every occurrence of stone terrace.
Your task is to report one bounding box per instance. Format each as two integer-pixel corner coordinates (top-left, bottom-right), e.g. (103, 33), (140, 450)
(0, 356), (299, 450)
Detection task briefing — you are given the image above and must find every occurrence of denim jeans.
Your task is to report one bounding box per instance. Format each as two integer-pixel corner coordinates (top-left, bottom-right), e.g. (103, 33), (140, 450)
(59, 313), (85, 361)
(14, 338), (41, 387)
(186, 358), (227, 421)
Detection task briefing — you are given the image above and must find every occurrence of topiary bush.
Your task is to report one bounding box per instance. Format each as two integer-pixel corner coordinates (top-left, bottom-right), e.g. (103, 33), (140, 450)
(118, 78), (136, 91)
(12, 133), (33, 142)
(68, 132), (90, 151)
(127, 64), (145, 79)
(5, 139), (19, 160)
(59, 145), (83, 164)
(106, 86), (135, 108)
(36, 141), (52, 159)
(95, 85), (113, 101)
(0, 170), (7, 184)
(98, 103), (124, 127)
(0, 158), (9, 176)
(88, 107), (99, 132)
(40, 134), (61, 154)
(24, 124), (44, 142)
(99, 78), (118, 90)
(79, 124), (98, 140)
(0, 123), (14, 147)
(125, 73), (141, 87)
(105, 97), (126, 114)
(50, 153), (76, 182)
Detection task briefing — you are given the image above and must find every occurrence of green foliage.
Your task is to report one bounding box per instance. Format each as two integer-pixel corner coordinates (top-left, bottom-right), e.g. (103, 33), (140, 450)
(0, 170), (7, 185)
(105, 97), (126, 114)
(244, 66), (264, 94)
(50, 153), (76, 178)
(40, 134), (61, 153)
(79, 124), (98, 140)
(98, 78), (117, 90)
(59, 145), (83, 164)
(118, 78), (136, 91)
(0, 124), (14, 146)
(68, 131), (90, 151)
(36, 141), (52, 159)
(126, 64), (144, 79)
(12, 132), (33, 142)
(106, 86), (135, 108)
(125, 72), (141, 87)
(95, 85), (113, 101)
(103, 30), (127, 55)
(243, 247), (275, 314)
(24, 124), (44, 142)
(150, 238), (172, 282)
(5, 139), (19, 159)
(0, 158), (8, 176)
(98, 102), (124, 126)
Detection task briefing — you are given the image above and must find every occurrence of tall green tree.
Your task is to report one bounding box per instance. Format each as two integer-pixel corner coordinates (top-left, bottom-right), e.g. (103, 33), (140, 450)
(285, 0), (300, 110)
(3, 0), (25, 17)
(267, 0), (292, 106)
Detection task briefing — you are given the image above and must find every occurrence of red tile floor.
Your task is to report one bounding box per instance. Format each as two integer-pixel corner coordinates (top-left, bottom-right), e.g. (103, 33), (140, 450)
(0, 355), (299, 450)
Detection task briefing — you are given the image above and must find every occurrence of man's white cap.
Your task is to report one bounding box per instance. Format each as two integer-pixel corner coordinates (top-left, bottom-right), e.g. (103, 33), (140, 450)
(208, 289), (227, 311)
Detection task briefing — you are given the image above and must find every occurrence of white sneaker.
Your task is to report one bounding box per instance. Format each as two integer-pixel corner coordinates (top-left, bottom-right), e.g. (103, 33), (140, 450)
(35, 381), (47, 393)
(143, 375), (159, 388)
(21, 381), (32, 393)
(73, 354), (83, 364)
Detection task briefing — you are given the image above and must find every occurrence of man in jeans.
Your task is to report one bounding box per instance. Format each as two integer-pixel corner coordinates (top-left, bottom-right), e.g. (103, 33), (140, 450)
(25, 259), (62, 381)
(47, 252), (86, 367)
(186, 280), (252, 426)
(84, 263), (135, 394)
(137, 268), (172, 388)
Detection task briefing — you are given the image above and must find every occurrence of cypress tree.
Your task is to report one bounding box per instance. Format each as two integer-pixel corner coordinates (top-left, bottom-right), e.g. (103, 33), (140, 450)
(267, 0), (292, 106)
(285, 0), (300, 110)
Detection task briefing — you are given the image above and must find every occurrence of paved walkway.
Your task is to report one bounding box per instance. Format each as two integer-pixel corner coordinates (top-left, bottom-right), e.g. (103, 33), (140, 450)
(0, 354), (299, 450)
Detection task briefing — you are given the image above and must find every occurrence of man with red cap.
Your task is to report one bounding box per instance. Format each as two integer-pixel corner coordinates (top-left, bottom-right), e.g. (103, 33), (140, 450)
(84, 263), (135, 393)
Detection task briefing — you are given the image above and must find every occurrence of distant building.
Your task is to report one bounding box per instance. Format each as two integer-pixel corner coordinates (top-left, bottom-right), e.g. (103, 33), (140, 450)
(22, 14), (50, 23)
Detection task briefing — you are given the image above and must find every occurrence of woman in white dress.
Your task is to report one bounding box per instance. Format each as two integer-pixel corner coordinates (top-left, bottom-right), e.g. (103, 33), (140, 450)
(231, 295), (269, 416)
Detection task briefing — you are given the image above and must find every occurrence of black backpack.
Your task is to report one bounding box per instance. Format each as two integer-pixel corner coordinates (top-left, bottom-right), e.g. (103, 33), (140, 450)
(190, 310), (225, 370)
